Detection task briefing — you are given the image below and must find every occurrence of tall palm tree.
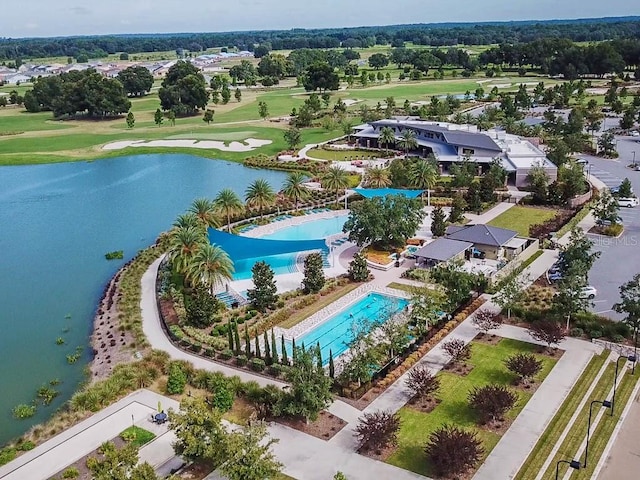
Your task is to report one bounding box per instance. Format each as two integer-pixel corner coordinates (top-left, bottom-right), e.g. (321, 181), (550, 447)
(378, 126), (396, 154)
(409, 158), (439, 190)
(322, 165), (350, 205)
(186, 243), (234, 293)
(188, 198), (219, 230)
(214, 188), (244, 232)
(168, 226), (205, 275)
(398, 129), (418, 158)
(364, 166), (391, 188)
(173, 212), (201, 231)
(283, 172), (311, 211)
(245, 179), (275, 219)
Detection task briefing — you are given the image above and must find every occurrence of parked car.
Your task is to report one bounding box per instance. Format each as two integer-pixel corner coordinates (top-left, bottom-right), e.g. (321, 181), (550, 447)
(630, 130), (639, 137)
(611, 185), (634, 196)
(548, 271), (563, 283)
(580, 286), (597, 299)
(576, 158), (589, 165)
(471, 248), (486, 259)
(595, 218), (616, 226)
(618, 197), (639, 208)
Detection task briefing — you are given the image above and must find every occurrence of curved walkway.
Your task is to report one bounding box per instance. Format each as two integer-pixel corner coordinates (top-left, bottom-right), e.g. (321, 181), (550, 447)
(140, 256), (285, 388)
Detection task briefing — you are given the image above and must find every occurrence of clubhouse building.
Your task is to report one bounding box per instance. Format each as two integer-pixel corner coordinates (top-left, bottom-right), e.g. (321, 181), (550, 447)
(353, 118), (557, 187)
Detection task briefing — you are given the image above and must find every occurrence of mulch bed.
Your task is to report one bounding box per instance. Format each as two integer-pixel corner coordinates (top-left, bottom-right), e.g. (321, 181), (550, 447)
(474, 333), (502, 345)
(443, 362), (474, 376)
(478, 417), (511, 436)
(173, 461), (214, 479)
(406, 395), (441, 414)
(337, 386), (386, 411)
(535, 346), (564, 359)
(48, 436), (127, 480)
(273, 410), (347, 441)
(358, 442), (397, 462)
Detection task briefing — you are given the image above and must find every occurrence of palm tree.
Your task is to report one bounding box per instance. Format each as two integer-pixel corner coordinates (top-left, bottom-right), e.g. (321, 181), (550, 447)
(167, 226), (205, 275)
(186, 243), (234, 293)
(409, 158), (439, 190)
(283, 172), (311, 211)
(188, 198), (219, 229)
(378, 126), (396, 154)
(322, 165), (350, 205)
(398, 129), (418, 158)
(364, 166), (391, 188)
(215, 188), (244, 232)
(173, 212), (201, 231)
(245, 179), (275, 219)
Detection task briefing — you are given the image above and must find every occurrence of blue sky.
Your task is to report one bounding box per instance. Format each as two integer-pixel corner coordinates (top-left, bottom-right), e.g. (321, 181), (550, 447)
(3, 0), (639, 38)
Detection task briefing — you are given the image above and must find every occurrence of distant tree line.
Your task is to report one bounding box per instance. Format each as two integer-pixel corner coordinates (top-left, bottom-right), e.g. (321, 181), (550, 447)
(479, 38), (640, 78)
(1, 17), (639, 61)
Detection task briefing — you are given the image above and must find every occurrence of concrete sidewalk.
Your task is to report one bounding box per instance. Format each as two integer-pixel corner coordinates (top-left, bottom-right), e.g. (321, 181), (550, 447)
(0, 390), (178, 480)
(141, 257), (285, 388)
(464, 202), (515, 224)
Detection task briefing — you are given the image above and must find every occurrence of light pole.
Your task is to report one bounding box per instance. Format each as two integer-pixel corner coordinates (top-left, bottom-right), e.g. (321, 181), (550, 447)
(612, 354), (636, 415)
(585, 399), (612, 467)
(633, 151), (636, 166)
(556, 459), (581, 480)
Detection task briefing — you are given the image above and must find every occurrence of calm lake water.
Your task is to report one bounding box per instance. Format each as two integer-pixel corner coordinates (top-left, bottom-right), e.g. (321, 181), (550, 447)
(0, 154), (287, 444)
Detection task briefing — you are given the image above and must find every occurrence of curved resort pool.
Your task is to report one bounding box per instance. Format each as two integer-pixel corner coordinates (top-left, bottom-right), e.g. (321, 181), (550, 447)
(287, 293), (409, 364)
(232, 214), (349, 280)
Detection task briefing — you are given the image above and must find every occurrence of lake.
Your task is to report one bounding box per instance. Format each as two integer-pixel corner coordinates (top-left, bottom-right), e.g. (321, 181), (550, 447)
(0, 154), (287, 444)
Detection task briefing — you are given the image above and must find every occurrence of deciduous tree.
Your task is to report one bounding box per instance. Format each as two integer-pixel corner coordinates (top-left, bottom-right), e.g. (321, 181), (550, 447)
(354, 410), (400, 452)
(405, 365), (440, 399)
(424, 425), (483, 477)
(504, 353), (542, 382)
(468, 384), (518, 422)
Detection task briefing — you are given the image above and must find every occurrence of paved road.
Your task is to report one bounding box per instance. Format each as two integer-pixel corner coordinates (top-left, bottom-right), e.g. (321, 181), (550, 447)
(576, 147), (640, 320)
(597, 387), (640, 480)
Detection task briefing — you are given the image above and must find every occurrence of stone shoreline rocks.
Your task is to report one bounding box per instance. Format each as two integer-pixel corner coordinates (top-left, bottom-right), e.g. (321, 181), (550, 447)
(89, 261), (136, 382)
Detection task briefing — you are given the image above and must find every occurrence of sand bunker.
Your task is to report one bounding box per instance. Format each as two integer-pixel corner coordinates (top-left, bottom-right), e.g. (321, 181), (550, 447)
(103, 138), (272, 152)
(342, 99), (361, 107)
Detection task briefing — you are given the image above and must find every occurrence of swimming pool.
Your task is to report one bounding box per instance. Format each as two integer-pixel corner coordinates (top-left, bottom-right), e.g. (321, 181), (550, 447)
(287, 293), (409, 364)
(261, 215), (348, 241)
(232, 215), (348, 279)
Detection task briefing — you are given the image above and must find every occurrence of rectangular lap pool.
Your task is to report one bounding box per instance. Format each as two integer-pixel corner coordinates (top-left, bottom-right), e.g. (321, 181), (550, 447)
(288, 293), (409, 365)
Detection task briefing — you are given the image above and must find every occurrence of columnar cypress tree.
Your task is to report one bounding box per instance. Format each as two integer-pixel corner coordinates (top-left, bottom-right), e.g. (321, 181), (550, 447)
(227, 318), (234, 351)
(292, 338), (297, 364)
(233, 321), (241, 355)
(316, 342), (323, 372)
(244, 323), (251, 357)
(281, 335), (289, 365)
(329, 349), (335, 378)
(254, 330), (262, 358)
(271, 329), (278, 364)
(263, 331), (271, 365)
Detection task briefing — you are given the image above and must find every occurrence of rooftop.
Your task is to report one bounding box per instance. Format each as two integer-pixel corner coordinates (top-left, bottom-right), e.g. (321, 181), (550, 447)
(445, 224), (518, 247)
(414, 238), (474, 262)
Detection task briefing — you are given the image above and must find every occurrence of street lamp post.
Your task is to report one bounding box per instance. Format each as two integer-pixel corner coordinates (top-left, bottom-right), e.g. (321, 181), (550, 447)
(585, 399), (612, 467)
(556, 459), (581, 480)
(633, 151), (636, 166)
(612, 354), (637, 415)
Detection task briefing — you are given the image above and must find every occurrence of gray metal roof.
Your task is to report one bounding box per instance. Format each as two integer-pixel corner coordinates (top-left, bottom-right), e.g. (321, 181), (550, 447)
(370, 120), (502, 152)
(445, 224), (517, 247)
(414, 238), (473, 262)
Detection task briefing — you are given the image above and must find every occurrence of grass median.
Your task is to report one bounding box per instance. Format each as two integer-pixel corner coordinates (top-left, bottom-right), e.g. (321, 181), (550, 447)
(514, 350), (609, 480)
(541, 361), (618, 479)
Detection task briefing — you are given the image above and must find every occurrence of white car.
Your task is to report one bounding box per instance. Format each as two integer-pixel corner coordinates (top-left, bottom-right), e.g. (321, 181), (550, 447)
(580, 286), (597, 299)
(618, 197), (639, 208)
(631, 131), (640, 137)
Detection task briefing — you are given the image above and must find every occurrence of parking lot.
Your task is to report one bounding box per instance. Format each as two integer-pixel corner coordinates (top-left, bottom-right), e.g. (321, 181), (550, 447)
(577, 138), (640, 320)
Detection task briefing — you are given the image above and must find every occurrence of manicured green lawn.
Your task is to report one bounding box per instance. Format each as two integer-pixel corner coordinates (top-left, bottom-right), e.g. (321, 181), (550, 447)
(306, 148), (391, 161)
(514, 350), (609, 480)
(387, 338), (558, 477)
(487, 206), (557, 237)
(120, 425), (156, 448)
